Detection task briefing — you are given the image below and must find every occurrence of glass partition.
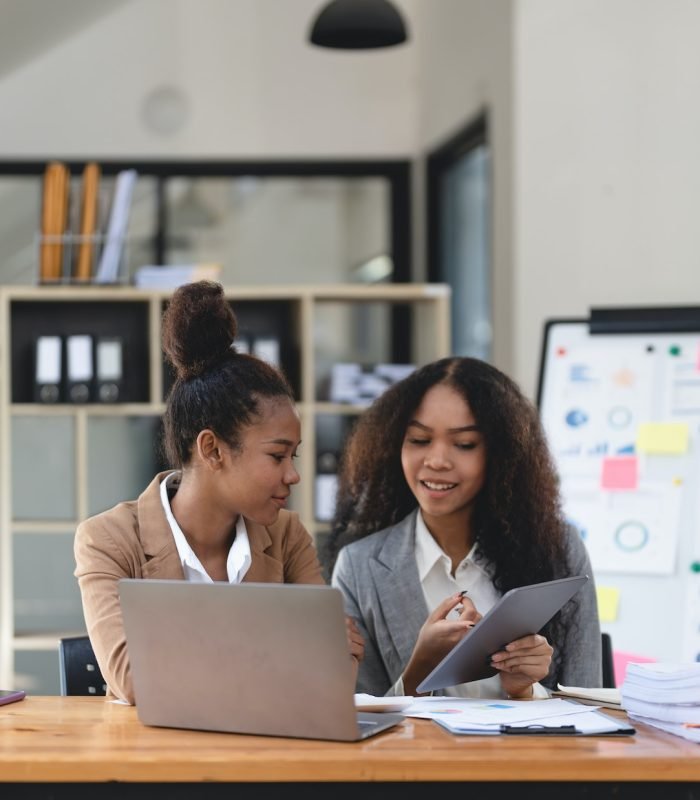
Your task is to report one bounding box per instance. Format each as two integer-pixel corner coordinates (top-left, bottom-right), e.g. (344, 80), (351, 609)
(0, 160), (410, 287)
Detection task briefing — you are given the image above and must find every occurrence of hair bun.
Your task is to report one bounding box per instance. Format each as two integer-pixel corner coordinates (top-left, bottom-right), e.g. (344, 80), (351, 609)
(162, 281), (238, 380)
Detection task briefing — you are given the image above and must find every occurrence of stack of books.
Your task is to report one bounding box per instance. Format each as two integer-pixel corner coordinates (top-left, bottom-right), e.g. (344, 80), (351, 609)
(621, 662), (700, 743)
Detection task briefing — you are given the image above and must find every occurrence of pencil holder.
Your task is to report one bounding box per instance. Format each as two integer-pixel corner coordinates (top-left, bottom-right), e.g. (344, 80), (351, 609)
(36, 232), (130, 286)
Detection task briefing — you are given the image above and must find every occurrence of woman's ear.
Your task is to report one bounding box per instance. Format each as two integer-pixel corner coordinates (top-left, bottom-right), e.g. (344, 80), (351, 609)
(195, 429), (225, 471)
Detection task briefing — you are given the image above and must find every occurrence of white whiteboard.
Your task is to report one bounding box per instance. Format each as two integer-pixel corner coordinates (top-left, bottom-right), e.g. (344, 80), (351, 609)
(537, 319), (700, 665)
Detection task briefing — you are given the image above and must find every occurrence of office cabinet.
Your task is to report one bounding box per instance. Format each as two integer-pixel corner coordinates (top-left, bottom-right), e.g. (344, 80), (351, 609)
(0, 283), (451, 691)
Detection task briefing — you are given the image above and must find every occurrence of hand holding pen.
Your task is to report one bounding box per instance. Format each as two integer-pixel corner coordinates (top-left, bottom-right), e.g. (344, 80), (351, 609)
(455, 589), (482, 628)
(402, 590), (482, 696)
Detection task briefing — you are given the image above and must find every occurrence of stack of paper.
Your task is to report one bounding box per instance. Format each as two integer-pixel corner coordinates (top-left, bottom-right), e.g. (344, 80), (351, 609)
(621, 662), (700, 743)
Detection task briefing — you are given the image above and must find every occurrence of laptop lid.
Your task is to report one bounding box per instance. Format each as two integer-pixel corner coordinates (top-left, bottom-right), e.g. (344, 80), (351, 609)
(118, 579), (402, 742)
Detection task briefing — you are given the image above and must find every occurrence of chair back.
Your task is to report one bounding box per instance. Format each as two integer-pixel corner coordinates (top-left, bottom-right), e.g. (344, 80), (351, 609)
(58, 635), (107, 696)
(601, 631), (615, 688)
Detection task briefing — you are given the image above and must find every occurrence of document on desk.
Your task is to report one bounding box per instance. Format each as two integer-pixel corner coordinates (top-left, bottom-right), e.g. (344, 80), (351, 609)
(353, 694), (414, 713)
(627, 714), (700, 743)
(403, 697), (591, 724)
(552, 684), (623, 710)
(401, 697), (635, 736)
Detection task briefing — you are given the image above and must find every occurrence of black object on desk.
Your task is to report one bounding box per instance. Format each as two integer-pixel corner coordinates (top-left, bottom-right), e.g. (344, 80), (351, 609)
(501, 724), (578, 735)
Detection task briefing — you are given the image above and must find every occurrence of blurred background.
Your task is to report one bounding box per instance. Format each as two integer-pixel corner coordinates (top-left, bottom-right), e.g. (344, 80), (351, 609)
(1, 0), (699, 692)
(1, 0), (697, 391)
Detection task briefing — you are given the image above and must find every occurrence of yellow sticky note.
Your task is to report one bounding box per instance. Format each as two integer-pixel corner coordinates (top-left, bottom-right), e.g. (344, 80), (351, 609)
(597, 586), (620, 623)
(636, 422), (689, 455)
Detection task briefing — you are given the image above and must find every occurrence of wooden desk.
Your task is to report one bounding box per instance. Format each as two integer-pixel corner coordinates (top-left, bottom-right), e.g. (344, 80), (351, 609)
(1, 697), (699, 799)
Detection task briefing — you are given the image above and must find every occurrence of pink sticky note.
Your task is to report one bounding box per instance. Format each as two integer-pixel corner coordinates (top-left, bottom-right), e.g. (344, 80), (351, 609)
(613, 650), (656, 687)
(601, 456), (638, 490)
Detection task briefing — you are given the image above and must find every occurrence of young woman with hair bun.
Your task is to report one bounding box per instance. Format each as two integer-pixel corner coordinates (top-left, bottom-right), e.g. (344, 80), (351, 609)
(75, 281), (362, 704)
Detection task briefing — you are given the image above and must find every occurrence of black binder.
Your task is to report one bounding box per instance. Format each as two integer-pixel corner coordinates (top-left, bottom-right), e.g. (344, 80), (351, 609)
(34, 335), (63, 403)
(66, 334), (94, 403)
(95, 336), (123, 403)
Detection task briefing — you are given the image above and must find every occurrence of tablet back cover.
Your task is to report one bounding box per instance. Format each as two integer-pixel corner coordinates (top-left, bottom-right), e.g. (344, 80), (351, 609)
(417, 575), (588, 692)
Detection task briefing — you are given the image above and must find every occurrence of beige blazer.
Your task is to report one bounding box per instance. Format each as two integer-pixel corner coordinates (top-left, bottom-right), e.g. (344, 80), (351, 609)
(74, 471), (324, 703)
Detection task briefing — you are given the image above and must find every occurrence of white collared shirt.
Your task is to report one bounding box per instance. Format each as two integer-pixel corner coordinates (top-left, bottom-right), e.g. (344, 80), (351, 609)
(390, 511), (548, 699)
(159, 472), (252, 584)
(415, 509), (500, 629)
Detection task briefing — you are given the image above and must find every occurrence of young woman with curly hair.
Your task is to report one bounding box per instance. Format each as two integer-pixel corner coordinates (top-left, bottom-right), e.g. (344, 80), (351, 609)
(327, 356), (601, 698)
(75, 281), (362, 704)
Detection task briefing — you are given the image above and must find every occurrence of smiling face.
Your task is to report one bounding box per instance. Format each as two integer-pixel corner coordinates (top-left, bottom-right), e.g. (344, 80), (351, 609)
(400, 382), (487, 534)
(218, 396), (302, 526)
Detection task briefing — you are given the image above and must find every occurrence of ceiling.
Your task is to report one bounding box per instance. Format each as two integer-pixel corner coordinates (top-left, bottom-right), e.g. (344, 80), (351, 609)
(0, 0), (131, 80)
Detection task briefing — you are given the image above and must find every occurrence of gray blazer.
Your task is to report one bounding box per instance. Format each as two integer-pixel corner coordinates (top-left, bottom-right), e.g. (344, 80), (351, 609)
(331, 509), (602, 696)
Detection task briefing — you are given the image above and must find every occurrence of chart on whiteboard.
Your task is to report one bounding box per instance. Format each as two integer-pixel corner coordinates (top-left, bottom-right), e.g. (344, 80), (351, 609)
(538, 323), (700, 578)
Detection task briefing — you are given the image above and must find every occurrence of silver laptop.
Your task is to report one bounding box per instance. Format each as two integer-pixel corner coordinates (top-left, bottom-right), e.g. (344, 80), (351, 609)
(118, 579), (403, 741)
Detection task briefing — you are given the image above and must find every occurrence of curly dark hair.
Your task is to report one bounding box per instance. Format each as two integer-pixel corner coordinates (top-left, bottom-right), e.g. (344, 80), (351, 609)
(161, 280), (294, 467)
(326, 356), (576, 685)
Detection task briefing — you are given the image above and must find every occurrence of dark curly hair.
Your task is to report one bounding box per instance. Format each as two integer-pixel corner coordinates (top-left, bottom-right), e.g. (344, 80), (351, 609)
(161, 280), (294, 467)
(326, 356), (576, 686)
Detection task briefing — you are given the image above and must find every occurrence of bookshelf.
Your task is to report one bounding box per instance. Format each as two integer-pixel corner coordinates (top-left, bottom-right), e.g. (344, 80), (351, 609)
(0, 283), (451, 691)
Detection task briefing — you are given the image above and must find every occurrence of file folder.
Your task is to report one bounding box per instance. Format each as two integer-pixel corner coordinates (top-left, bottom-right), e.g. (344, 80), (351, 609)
(498, 711), (636, 736)
(253, 336), (280, 367)
(66, 335), (94, 403)
(34, 335), (63, 403)
(432, 708), (635, 737)
(95, 336), (123, 403)
(40, 162), (70, 283)
(75, 162), (101, 282)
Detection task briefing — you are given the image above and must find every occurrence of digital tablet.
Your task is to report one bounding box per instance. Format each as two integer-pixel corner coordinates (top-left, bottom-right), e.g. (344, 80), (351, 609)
(416, 575), (588, 693)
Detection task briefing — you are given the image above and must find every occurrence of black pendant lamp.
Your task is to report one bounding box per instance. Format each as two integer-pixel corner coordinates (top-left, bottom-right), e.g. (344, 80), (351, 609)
(309, 0), (408, 50)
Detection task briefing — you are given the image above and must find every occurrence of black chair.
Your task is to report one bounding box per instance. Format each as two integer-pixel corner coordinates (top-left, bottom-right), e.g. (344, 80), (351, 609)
(601, 632), (615, 688)
(58, 635), (107, 696)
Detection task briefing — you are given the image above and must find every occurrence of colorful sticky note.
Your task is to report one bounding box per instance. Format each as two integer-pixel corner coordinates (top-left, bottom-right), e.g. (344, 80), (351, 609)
(612, 650), (656, 687)
(597, 586), (620, 622)
(636, 422), (689, 455)
(600, 456), (638, 490)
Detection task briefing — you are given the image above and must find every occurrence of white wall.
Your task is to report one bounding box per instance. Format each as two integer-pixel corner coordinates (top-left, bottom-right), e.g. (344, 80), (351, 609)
(415, 0), (700, 397)
(513, 0), (700, 397)
(0, 0), (419, 158)
(0, 0), (413, 285)
(3, 0), (698, 397)
(414, 0), (514, 371)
